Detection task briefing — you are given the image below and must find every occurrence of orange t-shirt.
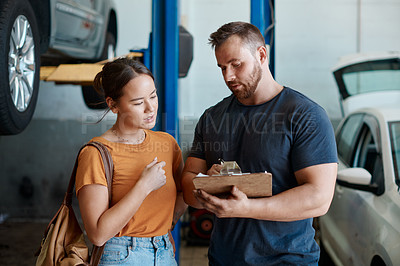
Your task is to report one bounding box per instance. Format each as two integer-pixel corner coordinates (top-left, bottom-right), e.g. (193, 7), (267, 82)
(75, 130), (182, 237)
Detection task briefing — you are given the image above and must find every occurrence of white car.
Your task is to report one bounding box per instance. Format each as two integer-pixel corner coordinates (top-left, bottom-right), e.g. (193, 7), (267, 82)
(318, 51), (400, 265)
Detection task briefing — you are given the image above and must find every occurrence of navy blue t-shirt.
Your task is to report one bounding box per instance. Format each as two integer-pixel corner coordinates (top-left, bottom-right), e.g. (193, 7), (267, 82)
(189, 87), (338, 265)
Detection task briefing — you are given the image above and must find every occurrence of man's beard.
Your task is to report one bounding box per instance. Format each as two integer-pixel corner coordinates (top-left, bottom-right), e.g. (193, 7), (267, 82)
(228, 63), (262, 100)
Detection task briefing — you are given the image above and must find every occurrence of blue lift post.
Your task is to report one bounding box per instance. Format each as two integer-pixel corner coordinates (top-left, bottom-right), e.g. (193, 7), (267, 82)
(151, 0), (179, 137)
(151, 0), (181, 263)
(251, 0), (275, 76)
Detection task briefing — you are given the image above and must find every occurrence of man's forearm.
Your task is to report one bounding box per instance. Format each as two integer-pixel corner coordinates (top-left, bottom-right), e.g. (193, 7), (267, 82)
(181, 171), (204, 209)
(244, 184), (332, 221)
(181, 157), (210, 209)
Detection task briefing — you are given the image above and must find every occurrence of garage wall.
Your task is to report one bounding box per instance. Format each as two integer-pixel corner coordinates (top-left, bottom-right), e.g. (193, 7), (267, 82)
(179, 0), (250, 118)
(114, 0), (152, 56)
(275, 0), (400, 121)
(178, 0), (250, 154)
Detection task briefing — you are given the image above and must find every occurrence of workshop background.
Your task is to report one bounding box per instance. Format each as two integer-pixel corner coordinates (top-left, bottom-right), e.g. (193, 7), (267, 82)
(0, 0), (399, 265)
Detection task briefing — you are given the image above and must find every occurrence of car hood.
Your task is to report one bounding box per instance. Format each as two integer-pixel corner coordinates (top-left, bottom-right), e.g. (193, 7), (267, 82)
(332, 51), (400, 116)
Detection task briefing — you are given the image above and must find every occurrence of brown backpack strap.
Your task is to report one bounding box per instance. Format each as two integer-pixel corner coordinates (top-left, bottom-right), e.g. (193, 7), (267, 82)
(90, 245), (106, 266)
(82, 141), (114, 266)
(87, 141), (113, 202)
(72, 141), (114, 266)
(64, 141), (113, 205)
(37, 141), (114, 264)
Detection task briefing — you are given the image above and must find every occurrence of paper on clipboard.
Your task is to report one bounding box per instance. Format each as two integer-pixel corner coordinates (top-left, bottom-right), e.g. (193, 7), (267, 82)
(193, 172), (272, 198)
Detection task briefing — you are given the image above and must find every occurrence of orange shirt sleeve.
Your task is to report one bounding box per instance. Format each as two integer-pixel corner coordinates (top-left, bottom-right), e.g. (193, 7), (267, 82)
(75, 146), (107, 196)
(172, 137), (183, 173)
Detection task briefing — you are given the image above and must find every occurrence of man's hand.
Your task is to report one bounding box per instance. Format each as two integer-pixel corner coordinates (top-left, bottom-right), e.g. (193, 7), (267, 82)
(193, 186), (249, 218)
(206, 163), (222, 175)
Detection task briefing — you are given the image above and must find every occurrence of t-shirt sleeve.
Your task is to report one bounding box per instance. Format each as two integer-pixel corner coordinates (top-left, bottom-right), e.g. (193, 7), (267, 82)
(75, 146), (108, 195)
(171, 136), (183, 173)
(291, 106), (338, 172)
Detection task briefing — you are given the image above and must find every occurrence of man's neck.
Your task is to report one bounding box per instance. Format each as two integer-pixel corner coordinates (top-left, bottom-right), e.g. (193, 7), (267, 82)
(238, 81), (283, 106)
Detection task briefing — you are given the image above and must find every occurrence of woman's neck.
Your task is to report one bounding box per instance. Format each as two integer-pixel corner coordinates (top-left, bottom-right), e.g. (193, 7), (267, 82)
(105, 125), (146, 144)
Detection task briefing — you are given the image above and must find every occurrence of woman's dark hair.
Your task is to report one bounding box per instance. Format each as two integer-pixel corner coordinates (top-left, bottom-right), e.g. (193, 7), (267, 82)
(208, 21), (265, 54)
(93, 57), (154, 105)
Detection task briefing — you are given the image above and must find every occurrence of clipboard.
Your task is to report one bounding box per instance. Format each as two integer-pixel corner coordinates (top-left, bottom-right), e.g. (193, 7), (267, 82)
(193, 172), (272, 198)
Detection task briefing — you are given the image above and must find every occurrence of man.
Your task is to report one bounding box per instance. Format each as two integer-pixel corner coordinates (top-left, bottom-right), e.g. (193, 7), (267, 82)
(181, 21), (338, 265)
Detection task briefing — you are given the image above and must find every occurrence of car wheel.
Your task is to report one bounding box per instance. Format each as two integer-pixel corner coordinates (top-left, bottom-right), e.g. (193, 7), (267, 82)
(318, 239), (335, 266)
(371, 256), (386, 266)
(189, 208), (214, 240)
(0, 0), (40, 135)
(81, 32), (116, 110)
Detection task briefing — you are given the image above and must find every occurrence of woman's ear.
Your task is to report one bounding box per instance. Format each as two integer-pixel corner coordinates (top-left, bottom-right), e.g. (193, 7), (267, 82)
(106, 97), (118, 113)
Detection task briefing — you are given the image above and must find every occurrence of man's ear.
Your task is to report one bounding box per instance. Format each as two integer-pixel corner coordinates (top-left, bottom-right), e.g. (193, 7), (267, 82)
(106, 97), (117, 113)
(257, 45), (269, 64)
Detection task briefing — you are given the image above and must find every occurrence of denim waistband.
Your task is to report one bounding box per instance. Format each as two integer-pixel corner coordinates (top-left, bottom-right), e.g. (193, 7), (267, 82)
(106, 233), (171, 249)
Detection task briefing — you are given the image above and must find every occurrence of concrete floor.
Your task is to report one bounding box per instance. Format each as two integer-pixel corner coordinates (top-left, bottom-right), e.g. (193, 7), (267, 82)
(0, 220), (45, 266)
(180, 242), (209, 266)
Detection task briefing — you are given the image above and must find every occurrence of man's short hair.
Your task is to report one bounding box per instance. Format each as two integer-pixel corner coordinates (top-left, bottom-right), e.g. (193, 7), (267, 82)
(208, 21), (265, 53)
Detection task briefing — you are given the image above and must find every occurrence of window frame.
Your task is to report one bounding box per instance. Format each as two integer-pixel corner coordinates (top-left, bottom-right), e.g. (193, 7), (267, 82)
(336, 113), (385, 195)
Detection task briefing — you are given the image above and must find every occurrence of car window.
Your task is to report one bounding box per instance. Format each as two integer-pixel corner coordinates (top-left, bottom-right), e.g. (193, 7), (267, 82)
(343, 68), (400, 96)
(354, 125), (385, 195)
(335, 58), (400, 99)
(337, 114), (364, 165)
(389, 121), (400, 188)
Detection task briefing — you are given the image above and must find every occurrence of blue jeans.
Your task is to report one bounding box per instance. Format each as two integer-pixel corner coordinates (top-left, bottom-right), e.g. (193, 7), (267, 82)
(99, 233), (177, 266)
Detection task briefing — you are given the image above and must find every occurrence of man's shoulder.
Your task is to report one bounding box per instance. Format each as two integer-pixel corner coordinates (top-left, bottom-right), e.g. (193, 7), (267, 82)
(281, 87), (313, 102)
(281, 87), (324, 112)
(202, 94), (235, 115)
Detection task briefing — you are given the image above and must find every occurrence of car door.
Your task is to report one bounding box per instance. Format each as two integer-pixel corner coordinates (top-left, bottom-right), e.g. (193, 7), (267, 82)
(51, 0), (104, 58)
(327, 113), (384, 265)
(321, 113), (364, 264)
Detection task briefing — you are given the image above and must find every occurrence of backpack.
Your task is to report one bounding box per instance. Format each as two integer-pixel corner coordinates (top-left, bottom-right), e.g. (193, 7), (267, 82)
(35, 141), (113, 266)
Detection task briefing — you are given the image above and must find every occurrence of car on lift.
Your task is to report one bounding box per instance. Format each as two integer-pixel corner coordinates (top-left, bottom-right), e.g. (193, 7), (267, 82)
(0, 0), (118, 135)
(318, 51), (400, 265)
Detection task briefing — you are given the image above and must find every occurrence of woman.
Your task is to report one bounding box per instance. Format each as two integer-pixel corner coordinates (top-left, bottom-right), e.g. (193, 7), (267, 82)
(75, 58), (186, 265)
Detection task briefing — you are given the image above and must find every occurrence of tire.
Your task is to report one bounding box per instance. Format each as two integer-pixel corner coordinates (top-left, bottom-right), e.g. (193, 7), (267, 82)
(0, 0), (40, 135)
(189, 209), (214, 239)
(81, 32), (116, 109)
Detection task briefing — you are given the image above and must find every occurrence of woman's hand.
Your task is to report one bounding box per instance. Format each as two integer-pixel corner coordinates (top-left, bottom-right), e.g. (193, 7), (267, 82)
(79, 157), (166, 246)
(139, 157), (167, 194)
